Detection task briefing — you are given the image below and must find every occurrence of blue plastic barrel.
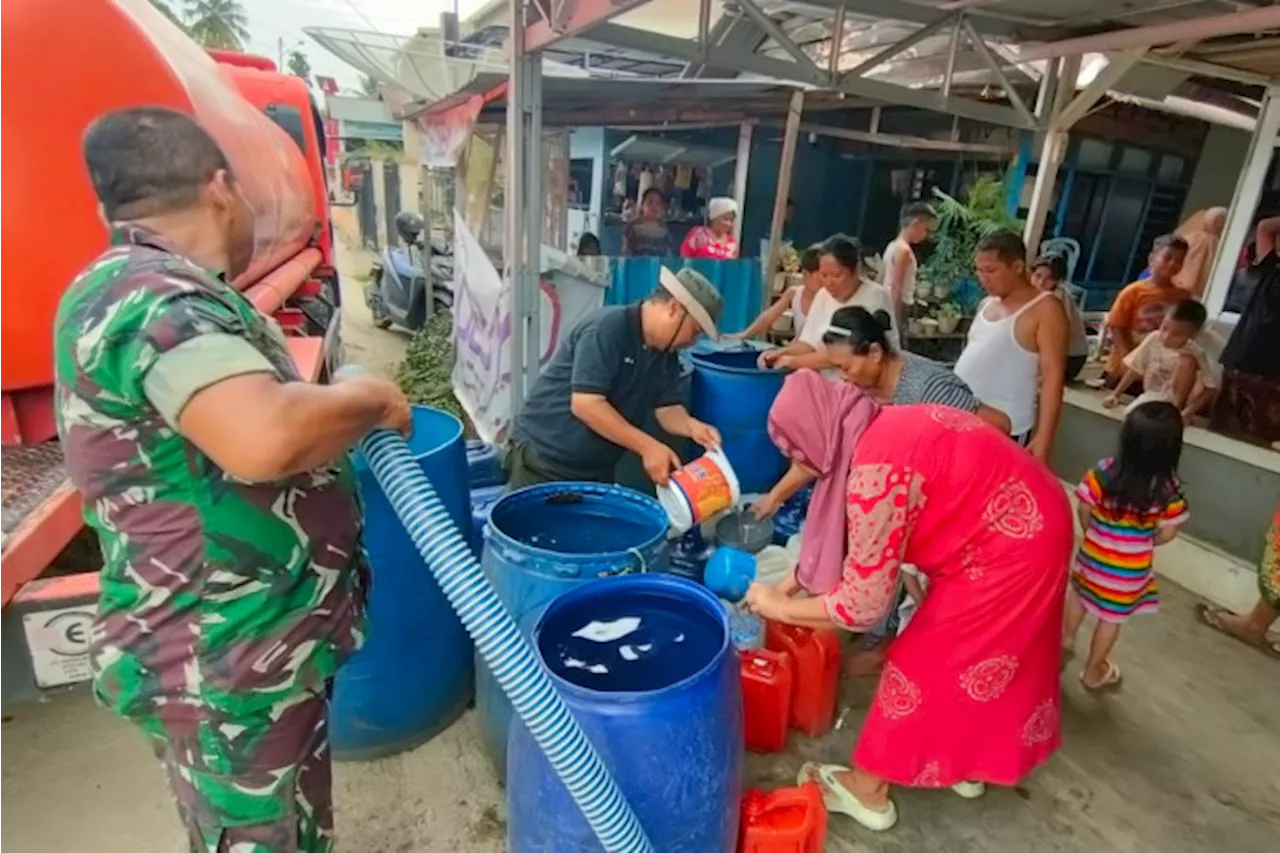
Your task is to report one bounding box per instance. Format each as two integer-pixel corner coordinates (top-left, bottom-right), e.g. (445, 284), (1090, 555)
(508, 574), (743, 852)
(689, 349), (787, 494)
(468, 483), (504, 558)
(332, 406), (474, 760)
(466, 439), (504, 488)
(476, 482), (671, 780)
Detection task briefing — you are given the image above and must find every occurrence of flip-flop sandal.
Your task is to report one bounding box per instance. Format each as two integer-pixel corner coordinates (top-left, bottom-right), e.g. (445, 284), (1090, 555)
(1195, 603), (1280, 660)
(797, 761), (897, 832)
(1081, 660), (1123, 692)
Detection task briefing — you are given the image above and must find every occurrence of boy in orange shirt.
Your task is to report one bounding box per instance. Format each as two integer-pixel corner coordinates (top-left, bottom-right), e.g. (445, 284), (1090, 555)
(1100, 234), (1190, 388)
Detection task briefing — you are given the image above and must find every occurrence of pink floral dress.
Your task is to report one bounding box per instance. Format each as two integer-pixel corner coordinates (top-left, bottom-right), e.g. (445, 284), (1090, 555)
(830, 405), (1075, 787)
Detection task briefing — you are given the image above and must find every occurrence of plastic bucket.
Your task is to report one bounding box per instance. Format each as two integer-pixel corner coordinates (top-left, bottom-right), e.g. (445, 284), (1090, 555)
(656, 447), (741, 533)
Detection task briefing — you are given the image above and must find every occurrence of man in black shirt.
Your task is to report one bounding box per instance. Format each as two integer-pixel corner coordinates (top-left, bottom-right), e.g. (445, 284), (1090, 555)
(507, 266), (724, 488)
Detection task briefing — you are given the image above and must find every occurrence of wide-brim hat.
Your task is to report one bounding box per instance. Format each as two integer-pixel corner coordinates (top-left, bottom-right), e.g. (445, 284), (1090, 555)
(659, 265), (722, 340)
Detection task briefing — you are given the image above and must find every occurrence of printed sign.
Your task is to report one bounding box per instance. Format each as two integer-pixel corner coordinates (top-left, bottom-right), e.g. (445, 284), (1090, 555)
(23, 604), (97, 688)
(451, 211), (605, 442)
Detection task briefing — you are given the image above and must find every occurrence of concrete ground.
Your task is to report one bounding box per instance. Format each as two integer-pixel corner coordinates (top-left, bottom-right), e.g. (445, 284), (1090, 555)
(3, 216), (1276, 851)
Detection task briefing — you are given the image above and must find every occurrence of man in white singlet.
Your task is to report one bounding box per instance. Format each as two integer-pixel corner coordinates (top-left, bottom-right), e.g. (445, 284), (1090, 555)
(883, 202), (936, 331)
(954, 230), (1069, 461)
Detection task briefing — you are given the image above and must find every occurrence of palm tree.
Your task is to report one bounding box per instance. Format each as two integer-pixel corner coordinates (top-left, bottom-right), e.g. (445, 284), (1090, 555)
(185, 0), (250, 51)
(287, 49), (312, 86)
(149, 0), (188, 32)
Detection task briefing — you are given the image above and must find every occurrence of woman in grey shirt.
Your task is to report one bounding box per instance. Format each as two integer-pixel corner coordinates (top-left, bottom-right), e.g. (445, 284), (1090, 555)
(753, 306), (1011, 518)
(823, 306), (1012, 432)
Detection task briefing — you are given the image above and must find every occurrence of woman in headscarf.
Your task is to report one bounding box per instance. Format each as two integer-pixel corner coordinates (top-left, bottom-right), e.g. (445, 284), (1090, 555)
(1174, 206), (1227, 297)
(744, 370), (1074, 832)
(680, 197), (739, 260)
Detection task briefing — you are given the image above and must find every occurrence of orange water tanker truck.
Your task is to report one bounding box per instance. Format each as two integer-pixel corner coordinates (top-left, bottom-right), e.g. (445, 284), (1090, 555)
(1, 0), (345, 703)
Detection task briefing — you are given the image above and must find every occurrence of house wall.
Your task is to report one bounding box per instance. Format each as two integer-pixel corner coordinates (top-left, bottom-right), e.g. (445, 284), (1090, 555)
(1180, 125), (1252, 219)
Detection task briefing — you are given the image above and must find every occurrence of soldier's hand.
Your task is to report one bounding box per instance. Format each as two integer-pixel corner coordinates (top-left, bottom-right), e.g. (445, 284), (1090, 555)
(336, 370), (413, 437)
(375, 382), (414, 437)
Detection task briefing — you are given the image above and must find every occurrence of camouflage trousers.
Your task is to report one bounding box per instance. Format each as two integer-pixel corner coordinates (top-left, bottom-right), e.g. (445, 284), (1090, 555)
(133, 686), (334, 853)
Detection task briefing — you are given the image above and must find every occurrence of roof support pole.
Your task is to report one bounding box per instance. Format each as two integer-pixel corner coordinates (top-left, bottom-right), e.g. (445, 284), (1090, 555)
(732, 121), (754, 246)
(736, 0), (826, 85)
(507, 0), (544, 411)
(960, 15), (1036, 128)
(1052, 47), (1145, 131)
(1205, 84), (1280, 318)
(828, 2), (846, 84)
(1022, 55), (1081, 259)
(941, 14), (962, 100)
(1017, 5), (1280, 61)
(842, 13), (954, 81)
(766, 90), (804, 312)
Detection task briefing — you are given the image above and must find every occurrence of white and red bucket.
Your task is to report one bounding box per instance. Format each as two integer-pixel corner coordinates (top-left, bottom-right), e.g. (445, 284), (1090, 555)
(657, 448), (742, 534)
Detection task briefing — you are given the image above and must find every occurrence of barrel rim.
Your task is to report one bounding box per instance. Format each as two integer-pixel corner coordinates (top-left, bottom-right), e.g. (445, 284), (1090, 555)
(689, 348), (788, 377)
(532, 573), (731, 702)
(354, 405), (464, 473)
(485, 481), (669, 566)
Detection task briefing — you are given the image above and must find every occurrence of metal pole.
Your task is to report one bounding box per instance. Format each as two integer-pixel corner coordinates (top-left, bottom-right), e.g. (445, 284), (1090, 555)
(732, 121), (754, 245)
(765, 90), (804, 312)
(1022, 55), (1077, 258)
(524, 53), (544, 392)
(507, 0), (527, 413)
(828, 2), (847, 84)
(942, 14), (962, 100)
(697, 0), (711, 65)
(1205, 84), (1280, 317)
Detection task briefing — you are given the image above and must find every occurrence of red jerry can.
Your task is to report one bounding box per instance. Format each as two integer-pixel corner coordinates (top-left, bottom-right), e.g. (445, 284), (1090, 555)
(740, 648), (793, 753)
(738, 783), (828, 853)
(764, 621), (841, 737)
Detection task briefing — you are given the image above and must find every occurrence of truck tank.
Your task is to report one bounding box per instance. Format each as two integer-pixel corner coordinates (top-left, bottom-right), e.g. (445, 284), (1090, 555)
(0, 0), (318, 396)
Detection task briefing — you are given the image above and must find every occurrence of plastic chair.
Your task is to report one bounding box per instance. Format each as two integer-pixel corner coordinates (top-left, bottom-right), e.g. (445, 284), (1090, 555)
(1040, 237), (1081, 283)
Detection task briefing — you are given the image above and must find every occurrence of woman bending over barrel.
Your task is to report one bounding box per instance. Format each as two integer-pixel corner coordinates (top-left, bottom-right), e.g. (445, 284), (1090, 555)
(745, 370), (1073, 831)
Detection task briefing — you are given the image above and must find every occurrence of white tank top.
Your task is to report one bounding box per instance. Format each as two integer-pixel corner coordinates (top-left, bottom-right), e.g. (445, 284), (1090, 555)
(953, 292), (1052, 437)
(882, 238), (918, 306)
(789, 286), (809, 335)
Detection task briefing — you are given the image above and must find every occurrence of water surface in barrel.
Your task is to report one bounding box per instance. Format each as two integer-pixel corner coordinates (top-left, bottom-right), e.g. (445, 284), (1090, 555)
(540, 587), (722, 692)
(494, 491), (665, 554)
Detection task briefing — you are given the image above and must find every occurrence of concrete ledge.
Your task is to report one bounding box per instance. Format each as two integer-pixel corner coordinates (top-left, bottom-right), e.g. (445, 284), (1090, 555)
(1063, 480), (1261, 614)
(1053, 387), (1278, 564)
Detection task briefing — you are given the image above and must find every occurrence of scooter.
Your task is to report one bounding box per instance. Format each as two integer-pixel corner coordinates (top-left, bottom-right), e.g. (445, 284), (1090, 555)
(366, 211), (453, 332)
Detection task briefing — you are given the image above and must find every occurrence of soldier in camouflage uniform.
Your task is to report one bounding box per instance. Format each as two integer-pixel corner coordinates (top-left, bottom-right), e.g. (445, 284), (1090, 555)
(54, 107), (412, 852)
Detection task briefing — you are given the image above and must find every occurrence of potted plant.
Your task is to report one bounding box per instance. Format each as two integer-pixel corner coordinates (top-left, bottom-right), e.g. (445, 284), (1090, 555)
(919, 175), (1023, 312)
(936, 302), (962, 334)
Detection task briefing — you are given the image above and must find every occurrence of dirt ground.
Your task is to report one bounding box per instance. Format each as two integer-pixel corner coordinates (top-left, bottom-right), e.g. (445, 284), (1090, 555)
(329, 206), (412, 380)
(2, 212), (1276, 852)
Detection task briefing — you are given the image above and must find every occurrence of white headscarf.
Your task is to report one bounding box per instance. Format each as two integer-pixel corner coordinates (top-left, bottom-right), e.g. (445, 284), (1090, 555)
(707, 197), (738, 223)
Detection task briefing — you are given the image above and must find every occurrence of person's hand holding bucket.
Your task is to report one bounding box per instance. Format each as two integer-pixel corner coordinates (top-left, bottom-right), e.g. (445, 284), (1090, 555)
(640, 438), (682, 486)
(688, 418), (721, 451)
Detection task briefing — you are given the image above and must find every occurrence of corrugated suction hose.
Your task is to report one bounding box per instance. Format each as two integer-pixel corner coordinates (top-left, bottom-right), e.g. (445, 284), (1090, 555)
(358, 429), (654, 853)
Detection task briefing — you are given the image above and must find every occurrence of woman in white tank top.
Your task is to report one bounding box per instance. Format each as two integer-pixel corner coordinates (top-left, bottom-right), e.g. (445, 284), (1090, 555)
(954, 291), (1054, 439)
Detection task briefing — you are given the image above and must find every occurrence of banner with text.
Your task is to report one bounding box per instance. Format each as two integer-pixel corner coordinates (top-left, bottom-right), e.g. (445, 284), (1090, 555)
(451, 211), (606, 443)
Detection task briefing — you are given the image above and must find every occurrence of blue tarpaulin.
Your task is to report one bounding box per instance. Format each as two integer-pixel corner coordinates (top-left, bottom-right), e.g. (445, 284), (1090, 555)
(605, 257), (765, 335)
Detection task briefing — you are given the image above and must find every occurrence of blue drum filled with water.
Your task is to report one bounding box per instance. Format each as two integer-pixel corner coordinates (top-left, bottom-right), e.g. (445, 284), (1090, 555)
(333, 406), (474, 760)
(508, 574), (743, 851)
(476, 482), (670, 780)
(689, 348), (787, 494)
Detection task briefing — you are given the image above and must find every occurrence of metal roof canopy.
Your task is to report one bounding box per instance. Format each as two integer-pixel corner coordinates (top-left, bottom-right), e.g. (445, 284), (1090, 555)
(507, 1), (1280, 131)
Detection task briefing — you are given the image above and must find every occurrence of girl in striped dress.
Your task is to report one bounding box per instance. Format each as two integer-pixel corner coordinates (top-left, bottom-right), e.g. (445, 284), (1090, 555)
(1064, 401), (1189, 690)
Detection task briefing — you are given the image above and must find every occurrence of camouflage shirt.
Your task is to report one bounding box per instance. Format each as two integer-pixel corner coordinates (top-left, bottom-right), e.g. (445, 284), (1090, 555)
(54, 225), (366, 720)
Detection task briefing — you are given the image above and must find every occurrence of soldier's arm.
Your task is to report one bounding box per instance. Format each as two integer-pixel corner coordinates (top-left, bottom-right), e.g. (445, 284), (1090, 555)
(171, 371), (410, 483)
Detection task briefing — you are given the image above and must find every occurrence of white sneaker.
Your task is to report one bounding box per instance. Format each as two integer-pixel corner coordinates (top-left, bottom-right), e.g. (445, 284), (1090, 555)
(951, 781), (986, 799)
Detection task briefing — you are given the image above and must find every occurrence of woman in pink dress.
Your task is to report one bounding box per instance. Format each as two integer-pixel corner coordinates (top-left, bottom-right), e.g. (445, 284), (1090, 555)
(679, 197), (739, 260)
(746, 370), (1074, 832)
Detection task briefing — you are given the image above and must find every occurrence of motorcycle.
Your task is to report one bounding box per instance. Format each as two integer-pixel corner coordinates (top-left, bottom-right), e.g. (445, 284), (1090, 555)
(366, 211), (453, 332)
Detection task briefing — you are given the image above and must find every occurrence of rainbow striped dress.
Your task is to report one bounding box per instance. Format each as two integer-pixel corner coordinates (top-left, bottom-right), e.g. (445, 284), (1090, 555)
(1072, 459), (1189, 623)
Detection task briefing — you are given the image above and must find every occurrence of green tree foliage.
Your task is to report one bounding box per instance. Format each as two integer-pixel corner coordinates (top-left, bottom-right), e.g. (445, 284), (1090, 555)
(184, 0), (250, 51)
(287, 49), (312, 86)
(149, 0), (189, 33)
